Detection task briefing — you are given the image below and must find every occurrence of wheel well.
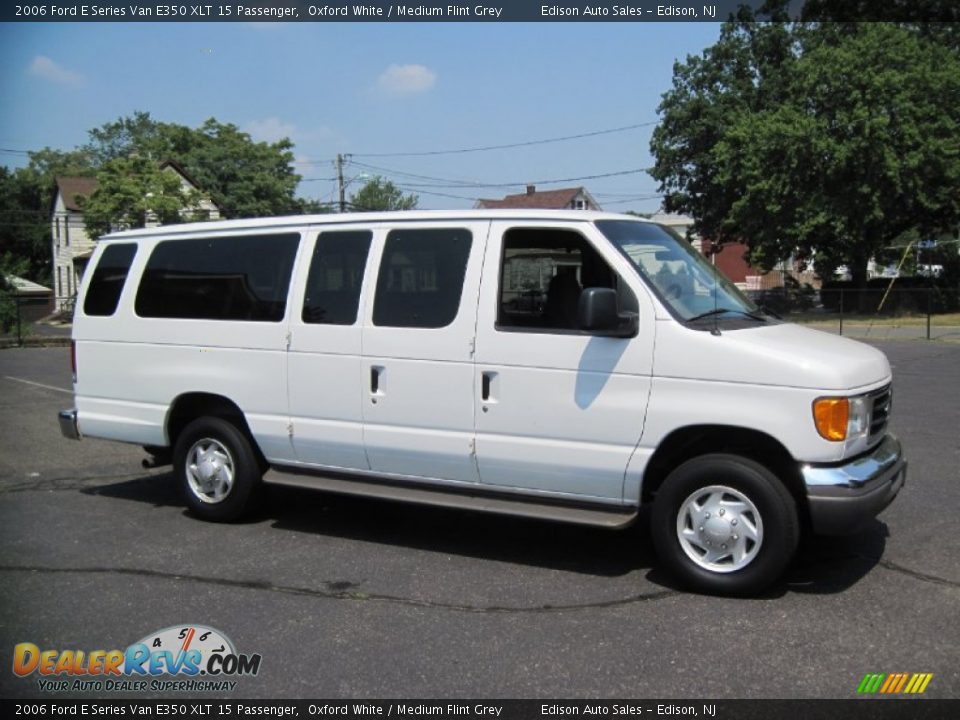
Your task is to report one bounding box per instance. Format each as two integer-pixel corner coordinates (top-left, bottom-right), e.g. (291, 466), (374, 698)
(165, 393), (266, 466)
(641, 425), (809, 522)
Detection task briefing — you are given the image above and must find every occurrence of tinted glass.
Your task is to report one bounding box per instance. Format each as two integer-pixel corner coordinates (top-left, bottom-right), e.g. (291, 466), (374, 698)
(135, 233), (300, 322)
(84, 243), (137, 316)
(372, 229), (472, 328)
(302, 231), (372, 325)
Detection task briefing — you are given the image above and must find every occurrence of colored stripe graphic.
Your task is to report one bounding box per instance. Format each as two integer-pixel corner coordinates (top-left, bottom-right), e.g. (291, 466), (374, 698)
(857, 673), (885, 694)
(893, 673), (909, 693)
(857, 673), (933, 694)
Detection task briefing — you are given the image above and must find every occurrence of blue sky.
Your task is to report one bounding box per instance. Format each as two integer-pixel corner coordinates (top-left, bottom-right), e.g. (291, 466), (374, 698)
(0, 21), (721, 212)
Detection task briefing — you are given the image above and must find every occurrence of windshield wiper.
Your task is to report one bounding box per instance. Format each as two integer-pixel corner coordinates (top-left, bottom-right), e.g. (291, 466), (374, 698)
(686, 308), (768, 323)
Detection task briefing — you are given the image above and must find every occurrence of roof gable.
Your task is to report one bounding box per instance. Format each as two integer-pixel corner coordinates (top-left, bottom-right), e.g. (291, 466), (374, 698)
(55, 177), (99, 212)
(476, 186), (601, 210)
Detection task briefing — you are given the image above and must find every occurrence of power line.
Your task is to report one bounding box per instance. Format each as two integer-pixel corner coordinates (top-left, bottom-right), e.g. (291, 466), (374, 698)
(350, 159), (652, 190)
(391, 186), (482, 203)
(351, 121), (658, 158)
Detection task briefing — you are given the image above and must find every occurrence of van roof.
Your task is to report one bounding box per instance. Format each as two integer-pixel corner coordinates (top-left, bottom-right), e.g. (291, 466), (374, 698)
(100, 209), (652, 241)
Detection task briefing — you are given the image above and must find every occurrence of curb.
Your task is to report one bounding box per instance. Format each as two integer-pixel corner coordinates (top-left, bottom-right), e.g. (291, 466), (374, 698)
(0, 337), (72, 349)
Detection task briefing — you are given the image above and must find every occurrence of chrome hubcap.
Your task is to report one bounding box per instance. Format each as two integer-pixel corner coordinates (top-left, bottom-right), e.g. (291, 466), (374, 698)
(676, 485), (763, 573)
(185, 438), (235, 504)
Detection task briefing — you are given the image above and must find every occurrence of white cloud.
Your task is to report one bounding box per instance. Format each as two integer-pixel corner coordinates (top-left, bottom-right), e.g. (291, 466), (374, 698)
(376, 64), (437, 96)
(245, 117), (297, 143)
(28, 55), (85, 88)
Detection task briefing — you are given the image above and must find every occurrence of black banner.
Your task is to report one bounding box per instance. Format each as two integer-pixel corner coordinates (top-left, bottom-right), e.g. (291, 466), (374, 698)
(2, 700), (960, 719)
(3, 1), (959, 23)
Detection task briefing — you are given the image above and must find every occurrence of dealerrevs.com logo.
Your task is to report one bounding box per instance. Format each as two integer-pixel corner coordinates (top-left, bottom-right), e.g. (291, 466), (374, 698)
(12, 625), (261, 693)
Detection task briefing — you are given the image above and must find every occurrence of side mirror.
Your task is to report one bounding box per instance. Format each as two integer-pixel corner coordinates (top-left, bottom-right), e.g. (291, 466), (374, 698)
(578, 287), (638, 338)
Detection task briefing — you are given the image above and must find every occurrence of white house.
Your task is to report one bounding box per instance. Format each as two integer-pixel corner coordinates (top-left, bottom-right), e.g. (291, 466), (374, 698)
(648, 211), (697, 239)
(51, 160), (221, 308)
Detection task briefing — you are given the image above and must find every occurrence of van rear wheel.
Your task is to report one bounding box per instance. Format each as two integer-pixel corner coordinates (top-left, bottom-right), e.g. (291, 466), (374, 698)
(651, 454), (799, 596)
(174, 416), (262, 522)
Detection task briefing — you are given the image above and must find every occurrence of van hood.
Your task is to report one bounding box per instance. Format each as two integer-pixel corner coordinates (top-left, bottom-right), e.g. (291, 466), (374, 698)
(654, 321), (891, 391)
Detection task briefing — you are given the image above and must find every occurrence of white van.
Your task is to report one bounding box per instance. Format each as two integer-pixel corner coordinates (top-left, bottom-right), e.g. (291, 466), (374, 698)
(59, 210), (905, 594)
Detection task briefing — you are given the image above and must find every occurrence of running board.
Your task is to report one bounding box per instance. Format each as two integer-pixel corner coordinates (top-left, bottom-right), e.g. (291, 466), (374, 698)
(263, 468), (638, 529)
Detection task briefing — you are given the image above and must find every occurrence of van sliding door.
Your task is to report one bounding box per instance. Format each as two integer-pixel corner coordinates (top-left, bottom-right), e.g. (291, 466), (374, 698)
(287, 229), (375, 471)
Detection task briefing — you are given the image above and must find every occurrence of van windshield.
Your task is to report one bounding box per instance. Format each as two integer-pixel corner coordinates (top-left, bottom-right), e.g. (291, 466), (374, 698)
(595, 219), (761, 323)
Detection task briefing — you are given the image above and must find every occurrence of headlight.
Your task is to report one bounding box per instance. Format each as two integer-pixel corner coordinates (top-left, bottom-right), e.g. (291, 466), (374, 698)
(813, 394), (870, 442)
(847, 395), (870, 440)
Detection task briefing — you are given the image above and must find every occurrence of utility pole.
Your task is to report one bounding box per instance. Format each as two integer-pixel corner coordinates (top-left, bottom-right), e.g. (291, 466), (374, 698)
(336, 153), (351, 213)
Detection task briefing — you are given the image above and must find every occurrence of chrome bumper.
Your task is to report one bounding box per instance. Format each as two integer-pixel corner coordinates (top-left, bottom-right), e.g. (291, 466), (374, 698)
(58, 409), (80, 441)
(802, 434), (905, 535)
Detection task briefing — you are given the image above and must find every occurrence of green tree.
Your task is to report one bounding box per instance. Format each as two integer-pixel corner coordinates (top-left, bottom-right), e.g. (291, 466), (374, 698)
(650, 19), (960, 286)
(0, 112), (315, 284)
(82, 113), (306, 218)
(79, 156), (203, 239)
(349, 176), (418, 212)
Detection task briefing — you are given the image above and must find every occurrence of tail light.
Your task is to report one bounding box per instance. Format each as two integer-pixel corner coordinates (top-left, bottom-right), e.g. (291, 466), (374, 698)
(70, 340), (77, 384)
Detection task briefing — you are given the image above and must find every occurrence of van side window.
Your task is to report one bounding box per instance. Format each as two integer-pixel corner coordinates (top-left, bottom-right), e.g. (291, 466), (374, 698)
(83, 243), (137, 317)
(497, 228), (635, 332)
(302, 231), (372, 325)
(372, 228), (472, 329)
(135, 233), (300, 322)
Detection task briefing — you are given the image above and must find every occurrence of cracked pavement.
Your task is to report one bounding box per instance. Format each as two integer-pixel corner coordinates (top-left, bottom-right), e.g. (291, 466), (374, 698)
(1, 343), (958, 699)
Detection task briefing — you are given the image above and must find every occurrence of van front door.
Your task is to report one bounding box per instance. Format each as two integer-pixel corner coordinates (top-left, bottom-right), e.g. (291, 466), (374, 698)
(360, 223), (488, 485)
(473, 222), (655, 502)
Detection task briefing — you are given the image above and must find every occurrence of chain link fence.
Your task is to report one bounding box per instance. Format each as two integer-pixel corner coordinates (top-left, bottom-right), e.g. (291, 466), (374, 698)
(746, 287), (960, 341)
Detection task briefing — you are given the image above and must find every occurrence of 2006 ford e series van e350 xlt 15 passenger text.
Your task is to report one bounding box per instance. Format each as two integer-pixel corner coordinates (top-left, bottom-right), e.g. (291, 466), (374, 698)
(58, 210), (906, 595)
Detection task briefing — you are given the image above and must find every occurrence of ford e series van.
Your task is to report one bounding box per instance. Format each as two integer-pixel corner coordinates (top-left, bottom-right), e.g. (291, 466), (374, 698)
(59, 210), (906, 594)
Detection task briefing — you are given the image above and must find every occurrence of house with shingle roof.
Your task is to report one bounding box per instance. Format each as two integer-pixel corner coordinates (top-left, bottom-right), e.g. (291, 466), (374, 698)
(475, 185), (601, 211)
(51, 161), (220, 308)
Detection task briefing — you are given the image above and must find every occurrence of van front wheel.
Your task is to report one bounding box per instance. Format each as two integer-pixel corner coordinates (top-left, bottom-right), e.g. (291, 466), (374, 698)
(651, 454), (799, 596)
(174, 417), (262, 522)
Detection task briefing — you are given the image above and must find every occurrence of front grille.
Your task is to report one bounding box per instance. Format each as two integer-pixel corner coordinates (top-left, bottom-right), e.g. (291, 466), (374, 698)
(869, 384), (892, 439)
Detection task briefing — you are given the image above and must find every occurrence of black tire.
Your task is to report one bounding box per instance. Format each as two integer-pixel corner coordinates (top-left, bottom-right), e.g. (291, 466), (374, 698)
(651, 454), (799, 596)
(173, 416), (262, 522)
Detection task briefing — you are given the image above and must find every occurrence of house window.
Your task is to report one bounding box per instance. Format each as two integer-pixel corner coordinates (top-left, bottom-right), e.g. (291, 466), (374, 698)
(573, 199), (587, 210)
(57, 267), (62, 298)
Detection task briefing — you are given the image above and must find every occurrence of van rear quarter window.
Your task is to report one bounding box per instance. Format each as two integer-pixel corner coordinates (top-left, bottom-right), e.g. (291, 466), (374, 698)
(83, 243), (138, 317)
(135, 233), (301, 322)
(372, 228), (472, 329)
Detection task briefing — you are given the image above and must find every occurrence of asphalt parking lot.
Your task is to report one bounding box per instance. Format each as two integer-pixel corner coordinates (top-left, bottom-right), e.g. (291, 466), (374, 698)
(1, 342), (958, 700)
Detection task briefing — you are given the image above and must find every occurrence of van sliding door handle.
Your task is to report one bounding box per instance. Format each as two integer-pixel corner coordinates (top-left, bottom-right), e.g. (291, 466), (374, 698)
(481, 372), (495, 402)
(370, 366), (381, 394)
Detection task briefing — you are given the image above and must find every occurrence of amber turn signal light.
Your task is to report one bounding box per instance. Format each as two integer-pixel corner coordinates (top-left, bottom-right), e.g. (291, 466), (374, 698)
(813, 397), (849, 441)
